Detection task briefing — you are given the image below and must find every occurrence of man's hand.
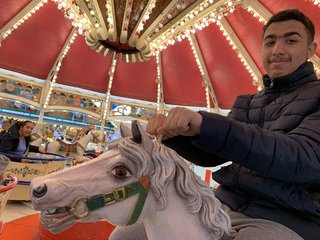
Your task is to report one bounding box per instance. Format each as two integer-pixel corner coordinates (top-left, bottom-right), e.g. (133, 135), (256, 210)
(147, 107), (202, 139)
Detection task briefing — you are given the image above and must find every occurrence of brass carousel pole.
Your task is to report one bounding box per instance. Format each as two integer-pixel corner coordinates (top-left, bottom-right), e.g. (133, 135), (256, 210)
(99, 54), (118, 153)
(156, 51), (164, 114)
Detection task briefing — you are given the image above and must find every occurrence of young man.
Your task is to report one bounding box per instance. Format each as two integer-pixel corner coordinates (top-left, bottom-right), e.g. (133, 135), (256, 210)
(146, 9), (319, 240)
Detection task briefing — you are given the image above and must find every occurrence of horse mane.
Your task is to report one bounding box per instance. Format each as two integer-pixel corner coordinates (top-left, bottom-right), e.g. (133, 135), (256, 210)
(75, 124), (95, 140)
(118, 137), (231, 239)
(31, 123), (45, 135)
(31, 124), (46, 141)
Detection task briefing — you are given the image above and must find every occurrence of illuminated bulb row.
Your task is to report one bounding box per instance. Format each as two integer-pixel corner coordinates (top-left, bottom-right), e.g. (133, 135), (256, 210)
(245, 6), (266, 23)
(53, 0), (90, 35)
(187, 35), (204, 76)
(103, 58), (117, 119)
(106, 1), (115, 31)
(83, 0), (101, 29)
(122, 0), (133, 35)
(309, 0), (320, 6)
(150, 0), (220, 49)
(154, 1), (185, 36)
(156, 52), (162, 112)
(43, 67), (59, 108)
(1, 0), (48, 43)
(216, 21), (259, 84)
(187, 35), (212, 110)
(151, 1), (239, 53)
(43, 32), (78, 109)
(135, 0), (156, 36)
(155, 51), (161, 79)
(150, 0), (187, 39)
(205, 86), (211, 112)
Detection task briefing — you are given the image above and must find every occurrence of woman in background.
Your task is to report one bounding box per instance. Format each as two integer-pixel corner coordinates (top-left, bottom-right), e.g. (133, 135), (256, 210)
(0, 120), (45, 161)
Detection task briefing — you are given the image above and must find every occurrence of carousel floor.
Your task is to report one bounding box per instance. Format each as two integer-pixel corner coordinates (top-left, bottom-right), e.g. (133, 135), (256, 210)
(0, 201), (116, 240)
(1, 201), (38, 223)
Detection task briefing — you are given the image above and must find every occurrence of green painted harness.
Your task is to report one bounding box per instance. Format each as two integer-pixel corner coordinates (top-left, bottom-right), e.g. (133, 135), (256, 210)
(69, 176), (150, 225)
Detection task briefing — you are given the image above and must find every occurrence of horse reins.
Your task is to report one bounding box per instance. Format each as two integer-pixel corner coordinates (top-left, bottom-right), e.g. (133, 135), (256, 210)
(69, 176), (150, 225)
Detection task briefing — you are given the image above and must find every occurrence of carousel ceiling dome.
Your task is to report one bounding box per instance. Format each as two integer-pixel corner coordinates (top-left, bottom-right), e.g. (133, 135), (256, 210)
(0, 0), (319, 122)
(55, 0), (243, 63)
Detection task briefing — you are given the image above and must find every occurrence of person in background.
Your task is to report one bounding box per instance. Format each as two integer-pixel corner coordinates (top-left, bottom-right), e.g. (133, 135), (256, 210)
(0, 119), (11, 132)
(0, 120), (45, 162)
(146, 9), (319, 240)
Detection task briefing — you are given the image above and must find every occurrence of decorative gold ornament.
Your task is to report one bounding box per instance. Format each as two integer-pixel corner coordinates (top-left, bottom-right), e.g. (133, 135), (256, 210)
(53, 0), (241, 63)
(6, 83), (15, 92)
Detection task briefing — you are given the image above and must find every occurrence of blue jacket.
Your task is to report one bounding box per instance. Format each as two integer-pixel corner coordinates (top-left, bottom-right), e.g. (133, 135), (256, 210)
(164, 62), (320, 240)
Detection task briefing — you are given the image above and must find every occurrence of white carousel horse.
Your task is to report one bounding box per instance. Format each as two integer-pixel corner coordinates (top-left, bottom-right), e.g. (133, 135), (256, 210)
(46, 129), (102, 157)
(30, 121), (231, 240)
(30, 123), (51, 148)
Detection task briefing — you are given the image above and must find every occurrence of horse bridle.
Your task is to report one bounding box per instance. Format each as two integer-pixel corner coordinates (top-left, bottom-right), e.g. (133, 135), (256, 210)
(69, 176), (150, 225)
(90, 131), (100, 143)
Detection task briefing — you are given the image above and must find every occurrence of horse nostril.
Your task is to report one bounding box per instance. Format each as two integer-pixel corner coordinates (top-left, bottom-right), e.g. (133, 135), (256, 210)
(32, 184), (48, 198)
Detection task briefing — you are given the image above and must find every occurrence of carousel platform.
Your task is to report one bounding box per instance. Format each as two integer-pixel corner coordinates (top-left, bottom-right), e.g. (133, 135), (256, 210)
(0, 202), (116, 240)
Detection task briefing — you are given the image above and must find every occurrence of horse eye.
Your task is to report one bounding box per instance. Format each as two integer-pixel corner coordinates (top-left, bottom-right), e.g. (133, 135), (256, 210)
(112, 166), (130, 179)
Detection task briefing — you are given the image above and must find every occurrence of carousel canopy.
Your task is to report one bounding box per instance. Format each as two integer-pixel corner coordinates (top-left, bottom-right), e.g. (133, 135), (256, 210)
(0, 0), (319, 123)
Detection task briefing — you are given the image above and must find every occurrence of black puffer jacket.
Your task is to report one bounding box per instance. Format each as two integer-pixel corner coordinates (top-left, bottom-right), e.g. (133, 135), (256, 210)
(0, 123), (39, 160)
(164, 62), (320, 240)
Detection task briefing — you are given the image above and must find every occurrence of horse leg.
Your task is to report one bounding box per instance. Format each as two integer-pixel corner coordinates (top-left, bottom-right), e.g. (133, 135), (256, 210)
(109, 223), (148, 240)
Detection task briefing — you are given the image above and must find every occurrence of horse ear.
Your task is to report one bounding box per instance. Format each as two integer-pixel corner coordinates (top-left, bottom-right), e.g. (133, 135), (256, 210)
(131, 120), (153, 154)
(120, 123), (132, 137)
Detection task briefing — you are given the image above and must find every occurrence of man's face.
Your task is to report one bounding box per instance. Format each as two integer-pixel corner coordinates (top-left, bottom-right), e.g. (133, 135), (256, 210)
(262, 20), (317, 80)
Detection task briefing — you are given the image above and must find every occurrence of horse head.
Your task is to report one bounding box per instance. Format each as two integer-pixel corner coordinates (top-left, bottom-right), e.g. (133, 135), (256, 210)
(30, 121), (231, 239)
(30, 124), (50, 146)
(31, 123), (44, 139)
(90, 129), (103, 144)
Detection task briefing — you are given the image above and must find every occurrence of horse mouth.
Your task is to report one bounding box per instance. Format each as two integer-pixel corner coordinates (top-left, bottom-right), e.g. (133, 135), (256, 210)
(40, 207), (75, 233)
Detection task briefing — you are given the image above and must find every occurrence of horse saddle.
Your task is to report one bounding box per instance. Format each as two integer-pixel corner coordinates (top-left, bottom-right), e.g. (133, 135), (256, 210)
(57, 139), (78, 153)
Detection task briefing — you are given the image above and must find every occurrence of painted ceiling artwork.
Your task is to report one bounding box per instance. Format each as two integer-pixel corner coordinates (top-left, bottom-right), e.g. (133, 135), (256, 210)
(0, 0), (319, 123)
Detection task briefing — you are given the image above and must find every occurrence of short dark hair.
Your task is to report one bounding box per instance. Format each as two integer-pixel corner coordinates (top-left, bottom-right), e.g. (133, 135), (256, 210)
(263, 9), (315, 43)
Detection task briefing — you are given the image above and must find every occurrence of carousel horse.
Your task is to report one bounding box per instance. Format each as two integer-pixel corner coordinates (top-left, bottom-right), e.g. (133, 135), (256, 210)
(46, 125), (102, 157)
(30, 123), (52, 148)
(30, 121), (231, 240)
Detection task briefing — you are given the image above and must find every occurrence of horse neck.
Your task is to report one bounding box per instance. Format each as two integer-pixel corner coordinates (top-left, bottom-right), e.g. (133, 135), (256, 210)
(30, 138), (42, 147)
(78, 133), (92, 148)
(142, 183), (212, 240)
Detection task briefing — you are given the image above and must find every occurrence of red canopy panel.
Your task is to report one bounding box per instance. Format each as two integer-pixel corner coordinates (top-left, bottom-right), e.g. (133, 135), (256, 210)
(0, 1), (73, 79)
(57, 36), (112, 94)
(225, 7), (265, 74)
(112, 56), (158, 102)
(0, 0), (31, 28)
(196, 22), (258, 109)
(161, 39), (207, 107)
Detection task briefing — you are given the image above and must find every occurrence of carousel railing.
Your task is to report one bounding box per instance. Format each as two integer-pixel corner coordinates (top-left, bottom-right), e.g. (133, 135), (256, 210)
(0, 173), (18, 234)
(1, 152), (68, 201)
